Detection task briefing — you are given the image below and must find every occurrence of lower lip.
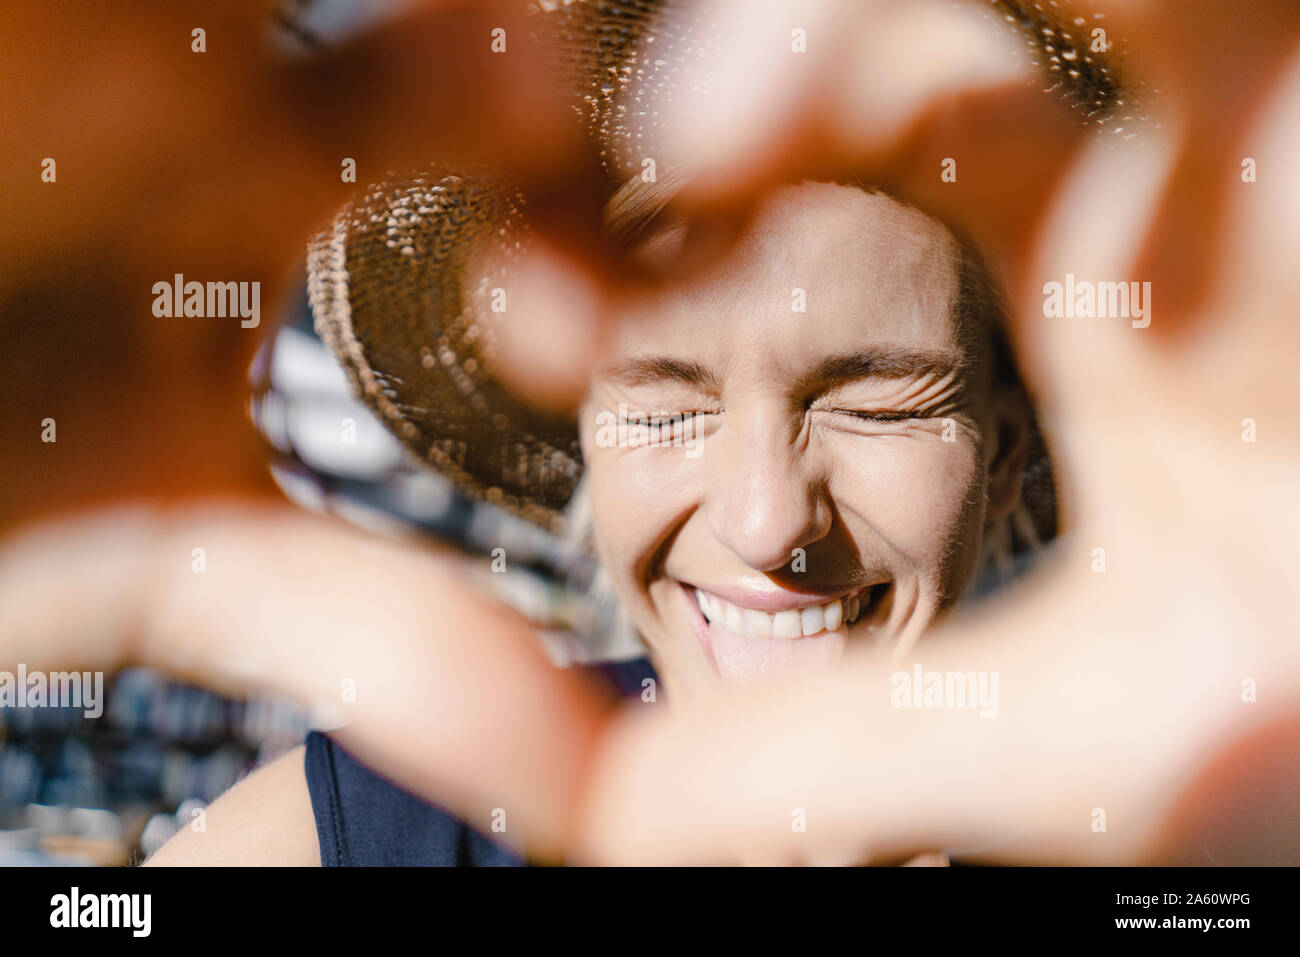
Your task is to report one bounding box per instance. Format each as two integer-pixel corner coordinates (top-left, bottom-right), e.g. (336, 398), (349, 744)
(681, 584), (873, 687)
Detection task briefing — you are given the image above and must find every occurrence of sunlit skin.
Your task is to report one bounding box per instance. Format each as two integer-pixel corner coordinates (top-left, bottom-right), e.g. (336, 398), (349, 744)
(580, 182), (1029, 704)
(6, 0), (1293, 869)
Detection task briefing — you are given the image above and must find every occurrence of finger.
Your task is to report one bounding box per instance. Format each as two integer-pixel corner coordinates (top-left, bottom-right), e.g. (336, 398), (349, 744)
(0, 503), (614, 860)
(573, 565), (1300, 865)
(646, 0), (1030, 195)
(1021, 27), (1300, 537)
(0, 0), (579, 284)
(0, 0), (596, 528)
(626, 0), (1084, 288)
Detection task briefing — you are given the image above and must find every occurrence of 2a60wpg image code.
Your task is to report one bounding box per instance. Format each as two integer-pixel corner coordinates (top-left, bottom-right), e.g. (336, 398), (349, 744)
(1114, 892), (1252, 931)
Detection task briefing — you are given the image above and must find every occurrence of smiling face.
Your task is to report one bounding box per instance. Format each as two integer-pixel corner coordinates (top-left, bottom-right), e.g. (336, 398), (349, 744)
(579, 181), (1027, 702)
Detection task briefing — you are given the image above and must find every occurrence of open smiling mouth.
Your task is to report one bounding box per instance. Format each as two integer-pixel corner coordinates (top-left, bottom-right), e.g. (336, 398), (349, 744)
(690, 584), (889, 639)
(677, 580), (894, 682)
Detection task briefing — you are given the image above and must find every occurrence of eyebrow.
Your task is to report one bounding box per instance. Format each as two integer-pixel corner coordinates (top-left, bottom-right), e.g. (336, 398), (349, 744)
(601, 347), (964, 392)
(601, 355), (719, 390)
(800, 348), (966, 392)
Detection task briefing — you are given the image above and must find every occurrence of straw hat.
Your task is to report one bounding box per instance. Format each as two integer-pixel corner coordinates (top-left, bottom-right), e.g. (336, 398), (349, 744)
(306, 0), (1068, 555)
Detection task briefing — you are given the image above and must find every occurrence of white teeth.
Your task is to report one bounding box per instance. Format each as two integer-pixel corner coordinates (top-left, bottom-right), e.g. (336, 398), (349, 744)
(824, 599), (842, 631)
(772, 610), (802, 639)
(694, 587), (872, 640)
(800, 605), (824, 636)
(743, 609), (773, 639)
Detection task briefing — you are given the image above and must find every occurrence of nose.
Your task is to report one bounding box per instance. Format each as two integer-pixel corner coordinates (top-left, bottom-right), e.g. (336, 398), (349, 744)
(706, 407), (833, 572)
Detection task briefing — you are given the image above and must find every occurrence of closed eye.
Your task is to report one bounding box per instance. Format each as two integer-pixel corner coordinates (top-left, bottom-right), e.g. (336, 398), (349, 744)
(640, 410), (718, 425)
(831, 409), (923, 423)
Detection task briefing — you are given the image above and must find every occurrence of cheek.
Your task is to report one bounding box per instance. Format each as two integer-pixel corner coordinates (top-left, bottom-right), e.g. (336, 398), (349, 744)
(585, 442), (699, 593)
(828, 433), (986, 572)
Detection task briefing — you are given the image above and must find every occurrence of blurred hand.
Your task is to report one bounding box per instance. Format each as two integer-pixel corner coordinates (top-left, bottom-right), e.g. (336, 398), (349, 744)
(2, 0), (1298, 864)
(570, 0), (1300, 864)
(0, 0), (592, 527)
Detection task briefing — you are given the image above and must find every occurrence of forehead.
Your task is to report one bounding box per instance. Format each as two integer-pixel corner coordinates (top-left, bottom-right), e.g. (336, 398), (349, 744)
(612, 182), (965, 369)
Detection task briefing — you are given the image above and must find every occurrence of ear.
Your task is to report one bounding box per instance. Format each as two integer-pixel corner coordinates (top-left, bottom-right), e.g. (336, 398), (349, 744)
(984, 388), (1031, 522)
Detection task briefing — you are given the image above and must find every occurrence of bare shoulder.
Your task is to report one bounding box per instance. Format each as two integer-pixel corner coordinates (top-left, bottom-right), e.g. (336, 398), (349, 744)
(144, 744), (321, 866)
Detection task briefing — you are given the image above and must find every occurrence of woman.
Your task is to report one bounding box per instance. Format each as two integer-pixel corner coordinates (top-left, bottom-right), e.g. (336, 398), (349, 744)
(580, 176), (1048, 698)
(147, 172), (1051, 865)
(6, 0), (1295, 872)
